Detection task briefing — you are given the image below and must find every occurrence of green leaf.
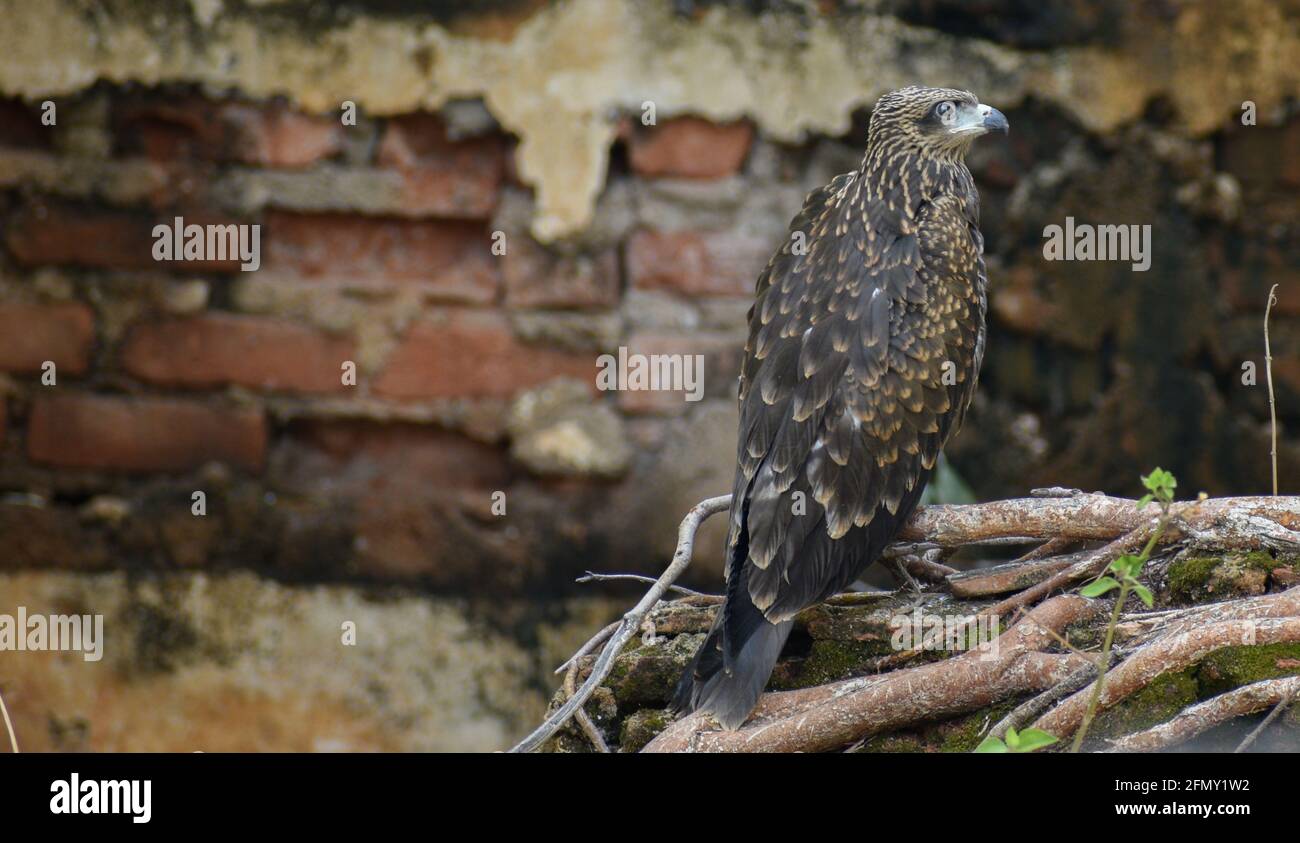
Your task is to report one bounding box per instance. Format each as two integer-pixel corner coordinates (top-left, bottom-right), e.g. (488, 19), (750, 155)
(1132, 584), (1155, 608)
(1011, 728), (1059, 752)
(975, 736), (1009, 753)
(1111, 554), (1144, 578)
(1081, 577), (1120, 597)
(1140, 468), (1177, 502)
(1137, 494), (1153, 510)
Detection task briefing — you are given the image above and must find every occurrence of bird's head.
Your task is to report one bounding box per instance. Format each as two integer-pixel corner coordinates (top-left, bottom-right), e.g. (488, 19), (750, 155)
(867, 86), (1009, 159)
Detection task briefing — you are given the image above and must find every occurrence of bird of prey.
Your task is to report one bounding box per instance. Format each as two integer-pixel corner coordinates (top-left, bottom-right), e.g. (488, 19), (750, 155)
(672, 86), (1008, 729)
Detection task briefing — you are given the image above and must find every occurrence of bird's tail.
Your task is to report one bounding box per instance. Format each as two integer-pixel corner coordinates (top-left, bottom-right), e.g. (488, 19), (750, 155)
(671, 573), (793, 730)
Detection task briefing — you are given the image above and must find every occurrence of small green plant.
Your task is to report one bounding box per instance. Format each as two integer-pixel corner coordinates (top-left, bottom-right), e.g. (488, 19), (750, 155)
(975, 727), (1058, 754)
(1069, 468), (1178, 752)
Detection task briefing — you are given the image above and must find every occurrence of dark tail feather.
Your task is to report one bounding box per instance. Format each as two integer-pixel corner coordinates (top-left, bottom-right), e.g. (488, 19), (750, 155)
(671, 590), (793, 730)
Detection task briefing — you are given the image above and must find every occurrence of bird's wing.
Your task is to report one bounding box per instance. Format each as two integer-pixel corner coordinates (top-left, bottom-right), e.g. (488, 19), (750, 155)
(727, 176), (986, 627)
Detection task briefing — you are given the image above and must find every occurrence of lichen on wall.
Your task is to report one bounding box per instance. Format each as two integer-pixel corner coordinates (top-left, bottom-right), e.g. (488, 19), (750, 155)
(1, 0), (1295, 240)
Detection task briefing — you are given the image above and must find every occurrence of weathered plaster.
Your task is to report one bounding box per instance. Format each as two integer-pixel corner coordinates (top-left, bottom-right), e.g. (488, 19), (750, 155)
(0, 0), (1295, 240)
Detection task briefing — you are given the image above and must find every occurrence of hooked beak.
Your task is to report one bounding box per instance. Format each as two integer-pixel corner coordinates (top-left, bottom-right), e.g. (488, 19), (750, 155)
(950, 103), (1009, 136)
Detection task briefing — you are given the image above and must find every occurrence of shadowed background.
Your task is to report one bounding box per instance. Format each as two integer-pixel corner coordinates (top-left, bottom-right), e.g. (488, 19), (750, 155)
(0, 0), (1297, 751)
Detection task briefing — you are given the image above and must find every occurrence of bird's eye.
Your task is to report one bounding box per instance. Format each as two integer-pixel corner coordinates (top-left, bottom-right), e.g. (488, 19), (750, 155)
(935, 101), (956, 123)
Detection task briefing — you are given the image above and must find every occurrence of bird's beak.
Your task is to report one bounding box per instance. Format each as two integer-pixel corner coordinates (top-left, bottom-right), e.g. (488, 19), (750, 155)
(950, 103), (1009, 136)
(980, 104), (1009, 134)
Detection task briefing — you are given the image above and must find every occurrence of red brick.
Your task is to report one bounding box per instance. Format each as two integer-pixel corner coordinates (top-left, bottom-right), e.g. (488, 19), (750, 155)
(277, 420), (511, 492)
(503, 237), (620, 310)
(121, 313), (356, 394)
(376, 114), (506, 218)
(263, 211), (499, 303)
(116, 97), (342, 168)
(374, 309), (595, 400)
(628, 117), (753, 180)
(627, 229), (770, 298)
(0, 301), (95, 375)
(27, 394), (266, 473)
(5, 201), (245, 272)
(6, 202), (155, 270)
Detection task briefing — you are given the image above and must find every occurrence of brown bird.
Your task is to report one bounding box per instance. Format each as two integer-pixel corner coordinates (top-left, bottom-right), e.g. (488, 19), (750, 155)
(672, 86), (1008, 729)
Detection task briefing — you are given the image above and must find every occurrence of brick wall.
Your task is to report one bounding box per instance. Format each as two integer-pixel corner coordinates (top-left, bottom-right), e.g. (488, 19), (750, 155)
(1, 86), (1298, 597)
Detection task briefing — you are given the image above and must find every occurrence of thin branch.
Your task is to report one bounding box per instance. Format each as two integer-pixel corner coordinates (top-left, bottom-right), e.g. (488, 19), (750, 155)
(987, 528), (1148, 619)
(0, 687), (17, 754)
(509, 494), (731, 753)
(576, 571), (713, 598)
(1266, 283), (1279, 497)
(948, 549), (1089, 599)
(1103, 676), (1300, 752)
(1234, 683), (1298, 753)
(554, 620), (621, 675)
(563, 659), (609, 753)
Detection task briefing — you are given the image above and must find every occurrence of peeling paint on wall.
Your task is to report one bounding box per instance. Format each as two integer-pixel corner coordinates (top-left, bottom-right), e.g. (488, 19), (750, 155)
(0, 0), (1296, 239)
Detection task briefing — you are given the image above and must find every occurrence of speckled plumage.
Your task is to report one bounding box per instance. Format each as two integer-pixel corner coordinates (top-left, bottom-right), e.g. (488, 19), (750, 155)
(673, 87), (1007, 729)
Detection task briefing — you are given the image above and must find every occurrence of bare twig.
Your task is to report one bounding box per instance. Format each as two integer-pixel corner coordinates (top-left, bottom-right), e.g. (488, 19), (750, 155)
(0, 687), (17, 754)
(576, 571), (712, 598)
(510, 494), (731, 753)
(987, 528), (1148, 618)
(1234, 683), (1299, 753)
(1104, 676), (1300, 752)
(948, 549), (1089, 599)
(563, 659), (609, 753)
(554, 620), (621, 675)
(1266, 283), (1280, 497)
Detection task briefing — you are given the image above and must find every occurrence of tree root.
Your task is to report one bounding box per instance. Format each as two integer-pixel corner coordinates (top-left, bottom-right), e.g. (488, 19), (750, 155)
(517, 492), (1300, 753)
(1104, 676), (1300, 752)
(1033, 600), (1300, 742)
(642, 595), (1100, 752)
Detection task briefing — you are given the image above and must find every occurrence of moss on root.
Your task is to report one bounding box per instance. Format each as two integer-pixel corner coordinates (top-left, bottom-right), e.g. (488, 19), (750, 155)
(1197, 643), (1300, 697)
(1164, 551), (1273, 605)
(1087, 668), (1200, 745)
(851, 701), (1019, 753)
(619, 708), (671, 752)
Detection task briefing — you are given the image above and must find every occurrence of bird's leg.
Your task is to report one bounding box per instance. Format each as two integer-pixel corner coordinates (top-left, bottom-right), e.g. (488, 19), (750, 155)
(889, 555), (926, 606)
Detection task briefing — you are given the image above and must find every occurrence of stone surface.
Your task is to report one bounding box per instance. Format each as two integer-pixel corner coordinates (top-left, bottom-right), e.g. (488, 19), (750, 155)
(507, 379), (631, 477)
(0, 570), (622, 752)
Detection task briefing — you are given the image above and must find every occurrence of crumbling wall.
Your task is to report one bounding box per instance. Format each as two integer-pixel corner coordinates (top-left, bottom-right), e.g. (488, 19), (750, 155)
(0, 0), (1298, 751)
